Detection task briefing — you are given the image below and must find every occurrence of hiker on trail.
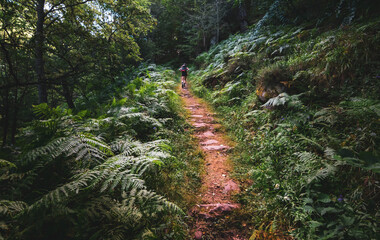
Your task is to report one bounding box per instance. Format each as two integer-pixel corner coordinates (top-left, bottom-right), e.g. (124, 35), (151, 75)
(179, 63), (189, 88)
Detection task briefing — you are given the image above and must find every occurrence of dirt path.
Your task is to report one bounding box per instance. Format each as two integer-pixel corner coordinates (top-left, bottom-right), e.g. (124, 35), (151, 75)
(179, 85), (246, 240)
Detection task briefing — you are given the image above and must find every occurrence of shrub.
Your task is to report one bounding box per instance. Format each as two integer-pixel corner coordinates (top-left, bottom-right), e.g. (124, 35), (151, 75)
(256, 63), (292, 101)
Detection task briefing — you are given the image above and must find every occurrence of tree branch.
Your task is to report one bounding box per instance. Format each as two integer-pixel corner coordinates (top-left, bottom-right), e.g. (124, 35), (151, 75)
(45, 0), (94, 16)
(15, 0), (35, 10)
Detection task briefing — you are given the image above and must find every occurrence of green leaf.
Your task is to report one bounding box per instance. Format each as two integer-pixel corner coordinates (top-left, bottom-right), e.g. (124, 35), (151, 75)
(317, 194), (331, 203)
(369, 103), (380, 117)
(152, 160), (163, 167)
(303, 197), (313, 204)
(358, 152), (379, 166)
(303, 205), (314, 213)
(320, 207), (340, 216)
(309, 221), (323, 229)
(0, 159), (16, 169)
(340, 214), (355, 226)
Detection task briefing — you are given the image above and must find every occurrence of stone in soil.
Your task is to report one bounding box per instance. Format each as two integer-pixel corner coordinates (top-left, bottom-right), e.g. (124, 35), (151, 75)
(202, 145), (229, 151)
(223, 180), (240, 194)
(195, 118), (213, 124)
(193, 122), (208, 128)
(194, 231), (203, 239)
(198, 212), (214, 220)
(191, 114), (203, 118)
(197, 131), (215, 138)
(197, 203), (240, 217)
(200, 139), (219, 145)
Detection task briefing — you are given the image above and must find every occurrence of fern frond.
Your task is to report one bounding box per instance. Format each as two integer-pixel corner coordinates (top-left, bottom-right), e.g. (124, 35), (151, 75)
(118, 112), (163, 129)
(296, 134), (324, 151)
(26, 156), (148, 213)
(127, 189), (184, 216)
(110, 137), (135, 156)
(313, 107), (339, 126)
(81, 196), (116, 220)
(0, 159), (16, 169)
(306, 163), (337, 184)
(21, 137), (67, 164)
(98, 169), (144, 193)
(262, 93), (289, 108)
(0, 200), (28, 217)
(21, 134), (112, 168)
(324, 147), (336, 159)
(294, 151), (318, 164)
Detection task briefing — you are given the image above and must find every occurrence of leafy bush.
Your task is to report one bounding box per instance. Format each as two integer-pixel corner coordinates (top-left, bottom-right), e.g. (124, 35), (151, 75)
(0, 65), (192, 240)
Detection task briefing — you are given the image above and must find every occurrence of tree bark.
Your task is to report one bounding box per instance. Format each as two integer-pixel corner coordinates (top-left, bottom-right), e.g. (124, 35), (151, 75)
(216, 0), (220, 43)
(202, 31), (207, 51)
(2, 90), (9, 147)
(11, 89), (19, 145)
(239, 2), (248, 32)
(35, 0), (48, 103)
(62, 80), (75, 109)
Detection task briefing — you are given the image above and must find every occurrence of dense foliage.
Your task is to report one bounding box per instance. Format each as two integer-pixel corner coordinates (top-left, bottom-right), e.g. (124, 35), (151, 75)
(190, 15), (380, 240)
(2, 0), (380, 239)
(0, 65), (205, 239)
(0, 0), (155, 145)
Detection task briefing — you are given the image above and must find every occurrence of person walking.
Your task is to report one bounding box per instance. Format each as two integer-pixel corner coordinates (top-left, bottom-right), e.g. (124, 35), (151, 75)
(179, 63), (189, 88)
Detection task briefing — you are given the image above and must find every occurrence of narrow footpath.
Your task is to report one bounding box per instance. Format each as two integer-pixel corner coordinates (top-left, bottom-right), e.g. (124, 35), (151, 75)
(179, 85), (246, 240)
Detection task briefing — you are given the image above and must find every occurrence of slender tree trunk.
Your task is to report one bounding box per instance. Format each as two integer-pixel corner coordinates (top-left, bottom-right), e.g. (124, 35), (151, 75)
(35, 0), (48, 103)
(239, 2), (248, 32)
(62, 80), (75, 109)
(202, 31), (207, 51)
(11, 89), (18, 145)
(216, 0), (220, 43)
(2, 90), (9, 147)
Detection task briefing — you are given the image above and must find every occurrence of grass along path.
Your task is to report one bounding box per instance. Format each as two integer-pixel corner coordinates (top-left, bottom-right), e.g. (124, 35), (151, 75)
(179, 84), (246, 240)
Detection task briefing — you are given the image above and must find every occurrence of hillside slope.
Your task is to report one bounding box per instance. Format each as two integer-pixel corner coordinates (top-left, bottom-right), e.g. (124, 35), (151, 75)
(190, 18), (380, 239)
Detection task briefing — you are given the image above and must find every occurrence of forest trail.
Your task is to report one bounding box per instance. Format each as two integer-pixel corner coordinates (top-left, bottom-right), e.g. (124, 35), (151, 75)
(179, 85), (246, 240)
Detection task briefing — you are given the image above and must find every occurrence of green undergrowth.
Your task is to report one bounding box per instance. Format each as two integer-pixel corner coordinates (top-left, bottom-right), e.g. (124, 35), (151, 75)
(189, 18), (380, 240)
(0, 64), (200, 240)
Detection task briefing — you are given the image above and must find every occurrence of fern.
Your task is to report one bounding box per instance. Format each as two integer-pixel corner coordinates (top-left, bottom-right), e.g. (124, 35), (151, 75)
(262, 92), (289, 108)
(1, 66), (188, 239)
(16, 154), (182, 239)
(0, 159), (16, 169)
(306, 163), (338, 184)
(296, 134), (324, 151)
(262, 92), (303, 109)
(24, 153), (174, 213)
(21, 134), (112, 167)
(313, 107), (339, 126)
(254, 0), (288, 35)
(0, 200), (28, 217)
(334, 150), (380, 173)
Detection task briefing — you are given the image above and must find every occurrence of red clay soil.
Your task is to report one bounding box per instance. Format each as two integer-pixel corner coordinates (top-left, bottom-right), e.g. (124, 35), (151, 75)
(179, 85), (247, 240)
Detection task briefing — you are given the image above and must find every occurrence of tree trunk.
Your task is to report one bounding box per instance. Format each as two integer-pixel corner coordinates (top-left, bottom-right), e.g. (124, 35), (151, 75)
(216, 0), (220, 43)
(203, 31), (207, 51)
(62, 80), (75, 109)
(11, 89), (19, 145)
(35, 0), (48, 103)
(2, 90), (9, 147)
(239, 2), (248, 32)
